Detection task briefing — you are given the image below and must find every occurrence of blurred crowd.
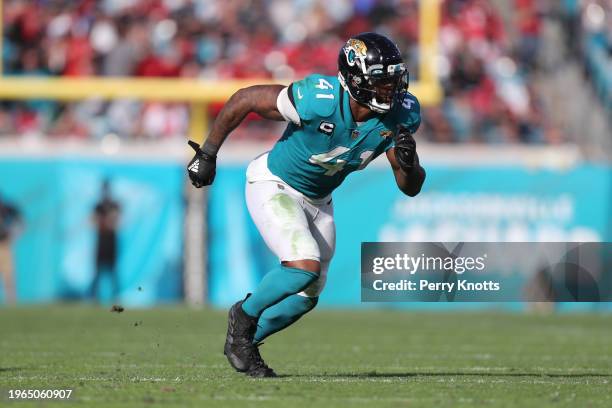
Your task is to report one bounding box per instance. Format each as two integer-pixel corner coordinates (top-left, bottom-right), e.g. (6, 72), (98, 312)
(563, 0), (612, 114)
(427, 0), (551, 143)
(0, 0), (604, 143)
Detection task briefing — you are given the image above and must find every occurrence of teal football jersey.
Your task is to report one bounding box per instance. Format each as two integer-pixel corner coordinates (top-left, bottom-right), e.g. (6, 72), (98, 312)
(268, 74), (421, 199)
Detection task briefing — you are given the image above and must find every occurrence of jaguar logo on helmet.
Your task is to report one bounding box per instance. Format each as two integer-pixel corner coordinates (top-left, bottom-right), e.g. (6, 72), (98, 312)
(348, 39), (367, 56)
(344, 39), (367, 68)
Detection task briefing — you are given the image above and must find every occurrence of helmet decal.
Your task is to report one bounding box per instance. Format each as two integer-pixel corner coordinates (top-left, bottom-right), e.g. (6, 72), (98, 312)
(344, 39), (368, 72)
(347, 39), (368, 57)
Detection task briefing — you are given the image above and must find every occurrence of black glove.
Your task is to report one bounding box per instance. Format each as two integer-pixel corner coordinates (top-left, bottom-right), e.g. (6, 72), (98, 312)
(187, 140), (218, 188)
(393, 127), (418, 174)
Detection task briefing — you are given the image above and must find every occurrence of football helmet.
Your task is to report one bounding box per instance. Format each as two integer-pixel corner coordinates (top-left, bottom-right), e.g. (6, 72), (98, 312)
(338, 32), (409, 113)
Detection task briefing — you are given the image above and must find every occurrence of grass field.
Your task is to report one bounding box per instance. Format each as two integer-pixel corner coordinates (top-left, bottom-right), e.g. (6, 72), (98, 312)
(1, 306), (611, 407)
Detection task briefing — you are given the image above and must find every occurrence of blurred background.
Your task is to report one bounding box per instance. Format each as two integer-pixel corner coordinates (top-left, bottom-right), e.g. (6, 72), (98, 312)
(0, 0), (610, 309)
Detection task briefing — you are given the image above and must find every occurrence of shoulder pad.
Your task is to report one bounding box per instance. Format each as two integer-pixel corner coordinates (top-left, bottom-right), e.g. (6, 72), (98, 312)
(290, 74), (339, 121)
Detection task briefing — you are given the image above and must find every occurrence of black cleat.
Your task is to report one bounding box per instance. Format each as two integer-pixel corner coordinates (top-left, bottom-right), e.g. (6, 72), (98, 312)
(223, 295), (277, 377)
(224, 296), (258, 372)
(245, 343), (277, 378)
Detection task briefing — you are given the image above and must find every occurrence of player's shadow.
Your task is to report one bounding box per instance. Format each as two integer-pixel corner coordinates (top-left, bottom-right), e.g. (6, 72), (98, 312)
(282, 371), (612, 379)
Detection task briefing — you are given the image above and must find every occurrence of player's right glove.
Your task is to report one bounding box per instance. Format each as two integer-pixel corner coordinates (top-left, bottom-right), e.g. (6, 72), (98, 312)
(393, 126), (418, 174)
(187, 140), (218, 188)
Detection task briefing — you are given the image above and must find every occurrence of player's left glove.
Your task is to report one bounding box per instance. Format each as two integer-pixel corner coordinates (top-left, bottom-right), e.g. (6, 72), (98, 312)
(393, 126), (419, 174)
(187, 140), (218, 188)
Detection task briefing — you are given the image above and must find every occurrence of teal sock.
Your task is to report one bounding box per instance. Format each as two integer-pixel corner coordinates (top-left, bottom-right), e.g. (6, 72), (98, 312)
(241, 265), (318, 318)
(254, 295), (318, 343)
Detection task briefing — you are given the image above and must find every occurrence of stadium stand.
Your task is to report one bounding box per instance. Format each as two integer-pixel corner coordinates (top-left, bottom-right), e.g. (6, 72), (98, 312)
(0, 0), (609, 145)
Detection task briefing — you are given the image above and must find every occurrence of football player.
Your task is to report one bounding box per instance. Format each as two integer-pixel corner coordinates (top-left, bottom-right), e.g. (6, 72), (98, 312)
(187, 32), (425, 377)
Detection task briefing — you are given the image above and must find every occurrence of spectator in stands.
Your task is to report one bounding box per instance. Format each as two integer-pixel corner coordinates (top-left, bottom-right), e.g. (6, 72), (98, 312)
(514, 0), (543, 71)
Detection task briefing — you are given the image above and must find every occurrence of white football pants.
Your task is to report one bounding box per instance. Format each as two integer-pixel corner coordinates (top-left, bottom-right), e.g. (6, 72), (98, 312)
(245, 153), (336, 297)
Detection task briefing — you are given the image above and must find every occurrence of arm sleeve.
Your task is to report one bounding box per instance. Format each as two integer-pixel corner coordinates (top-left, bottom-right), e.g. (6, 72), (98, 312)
(276, 86), (301, 125)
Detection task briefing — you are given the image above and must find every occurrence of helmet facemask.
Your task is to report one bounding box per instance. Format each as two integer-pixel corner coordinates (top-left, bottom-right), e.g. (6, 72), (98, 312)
(365, 65), (409, 113)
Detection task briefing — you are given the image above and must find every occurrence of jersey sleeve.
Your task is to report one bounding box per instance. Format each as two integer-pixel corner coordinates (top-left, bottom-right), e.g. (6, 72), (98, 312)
(287, 74), (338, 122)
(398, 93), (421, 133)
(384, 92), (422, 152)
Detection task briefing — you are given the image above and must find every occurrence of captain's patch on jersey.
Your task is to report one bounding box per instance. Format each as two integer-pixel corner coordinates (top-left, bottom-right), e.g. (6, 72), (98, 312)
(317, 121), (336, 136)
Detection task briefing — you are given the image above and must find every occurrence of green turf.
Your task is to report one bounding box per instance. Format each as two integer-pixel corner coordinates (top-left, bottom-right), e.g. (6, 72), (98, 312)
(1, 306), (611, 407)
